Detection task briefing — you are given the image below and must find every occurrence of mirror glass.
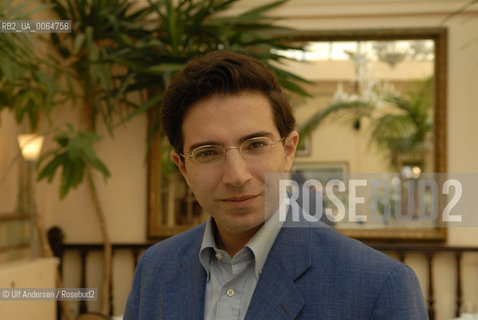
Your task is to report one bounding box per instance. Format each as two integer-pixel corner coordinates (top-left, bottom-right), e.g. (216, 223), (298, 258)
(286, 39), (434, 173)
(280, 29), (447, 241)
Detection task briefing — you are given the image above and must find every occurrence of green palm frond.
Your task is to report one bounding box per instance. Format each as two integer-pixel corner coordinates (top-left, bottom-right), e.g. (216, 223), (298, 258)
(298, 100), (373, 139)
(47, 0), (152, 132)
(298, 77), (433, 169)
(37, 124), (110, 199)
(0, 0), (60, 131)
(106, 0), (310, 141)
(372, 113), (418, 151)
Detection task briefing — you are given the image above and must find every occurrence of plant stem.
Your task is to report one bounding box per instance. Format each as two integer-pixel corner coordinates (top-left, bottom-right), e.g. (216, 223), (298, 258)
(32, 168), (74, 320)
(86, 166), (112, 316)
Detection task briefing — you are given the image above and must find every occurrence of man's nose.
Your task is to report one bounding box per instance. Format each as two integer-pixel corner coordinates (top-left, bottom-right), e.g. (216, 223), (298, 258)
(221, 148), (252, 187)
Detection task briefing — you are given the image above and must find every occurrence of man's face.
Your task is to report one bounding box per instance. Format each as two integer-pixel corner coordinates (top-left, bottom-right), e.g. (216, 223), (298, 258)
(172, 91), (298, 236)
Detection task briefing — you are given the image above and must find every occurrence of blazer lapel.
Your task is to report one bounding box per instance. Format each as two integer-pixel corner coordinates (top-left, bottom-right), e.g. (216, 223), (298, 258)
(163, 239), (206, 319)
(245, 227), (312, 320)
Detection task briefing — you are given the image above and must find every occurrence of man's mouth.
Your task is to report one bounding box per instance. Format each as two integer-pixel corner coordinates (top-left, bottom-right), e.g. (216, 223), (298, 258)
(221, 194), (260, 207)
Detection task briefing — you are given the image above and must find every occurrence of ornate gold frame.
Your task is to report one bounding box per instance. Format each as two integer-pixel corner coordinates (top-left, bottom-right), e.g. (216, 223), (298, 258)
(147, 28), (447, 242)
(289, 28), (447, 242)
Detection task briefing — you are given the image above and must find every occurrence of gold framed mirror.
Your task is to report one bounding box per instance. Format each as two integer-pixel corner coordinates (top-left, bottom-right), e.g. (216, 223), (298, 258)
(286, 28), (447, 242)
(147, 28), (447, 242)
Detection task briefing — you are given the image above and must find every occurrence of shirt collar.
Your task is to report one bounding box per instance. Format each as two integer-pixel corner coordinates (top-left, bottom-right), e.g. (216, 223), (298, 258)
(245, 205), (284, 279)
(199, 194), (286, 280)
(199, 217), (216, 280)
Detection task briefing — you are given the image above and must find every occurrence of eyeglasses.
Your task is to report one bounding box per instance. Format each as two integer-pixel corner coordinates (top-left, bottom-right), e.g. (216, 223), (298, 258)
(181, 136), (285, 164)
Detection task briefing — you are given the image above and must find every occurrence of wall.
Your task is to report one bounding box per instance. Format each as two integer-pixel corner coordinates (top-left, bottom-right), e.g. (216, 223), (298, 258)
(1, 0), (478, 318)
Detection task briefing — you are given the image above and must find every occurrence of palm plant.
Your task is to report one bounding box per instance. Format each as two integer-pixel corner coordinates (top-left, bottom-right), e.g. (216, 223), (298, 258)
(0, 0), (59, 130)
(371, 78), (433, 169)
(35, 0), (152, 316)
(111, 0), (309, 137)
(298, 77), (433, 170)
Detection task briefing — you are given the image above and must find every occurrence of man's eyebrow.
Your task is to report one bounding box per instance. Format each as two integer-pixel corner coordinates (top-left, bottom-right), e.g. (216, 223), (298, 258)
(186, 131), (275, 153)
(239, 131), (275, 142)
(187, 140), (219, 153)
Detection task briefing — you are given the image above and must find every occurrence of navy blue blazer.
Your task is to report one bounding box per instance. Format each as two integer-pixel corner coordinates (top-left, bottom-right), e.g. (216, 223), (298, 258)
(124, 219), (428, 319)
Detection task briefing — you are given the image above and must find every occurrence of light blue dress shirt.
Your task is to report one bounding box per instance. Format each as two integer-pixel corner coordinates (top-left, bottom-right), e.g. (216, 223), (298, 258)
(199, 209), (284, 320)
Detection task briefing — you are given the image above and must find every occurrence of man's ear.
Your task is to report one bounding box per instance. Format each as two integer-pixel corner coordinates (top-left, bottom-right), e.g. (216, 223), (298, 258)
(171, 150), (191, 186)
(283, 130), (299, 172)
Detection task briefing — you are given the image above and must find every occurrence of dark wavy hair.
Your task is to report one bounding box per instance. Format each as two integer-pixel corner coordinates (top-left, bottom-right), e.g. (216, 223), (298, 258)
(161, 50), (296, 155)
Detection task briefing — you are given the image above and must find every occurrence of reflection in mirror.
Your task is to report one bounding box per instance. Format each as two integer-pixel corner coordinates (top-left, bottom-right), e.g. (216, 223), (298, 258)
(279, 29), (447, 241)
(280, 39), (435, 173)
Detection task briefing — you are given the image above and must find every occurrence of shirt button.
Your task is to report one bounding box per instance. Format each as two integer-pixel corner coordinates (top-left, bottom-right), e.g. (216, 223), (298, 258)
(226, 288), (235, 297)
(215, 252), (222, 260)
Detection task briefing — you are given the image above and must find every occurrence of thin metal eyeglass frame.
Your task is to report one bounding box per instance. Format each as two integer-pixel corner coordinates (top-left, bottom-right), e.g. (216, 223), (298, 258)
(180, 136), (286, 164)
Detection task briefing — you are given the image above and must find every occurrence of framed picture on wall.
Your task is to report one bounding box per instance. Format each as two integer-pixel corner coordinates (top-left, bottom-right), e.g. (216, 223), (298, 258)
(290, 161), (349, 228)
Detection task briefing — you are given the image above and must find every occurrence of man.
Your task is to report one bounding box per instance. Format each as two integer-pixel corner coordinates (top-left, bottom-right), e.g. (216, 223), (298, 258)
(124, 51), (427, 319)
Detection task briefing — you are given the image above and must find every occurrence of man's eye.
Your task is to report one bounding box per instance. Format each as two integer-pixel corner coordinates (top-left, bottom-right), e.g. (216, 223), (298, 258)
(195, 148), (220, 159)
(244, 139), (269, 151)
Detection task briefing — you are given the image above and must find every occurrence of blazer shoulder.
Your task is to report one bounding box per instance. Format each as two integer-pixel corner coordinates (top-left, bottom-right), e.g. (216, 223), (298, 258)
(274, 225), (427, 318)
(309, 225), (402, 270)
(125, 223), (207, 319)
